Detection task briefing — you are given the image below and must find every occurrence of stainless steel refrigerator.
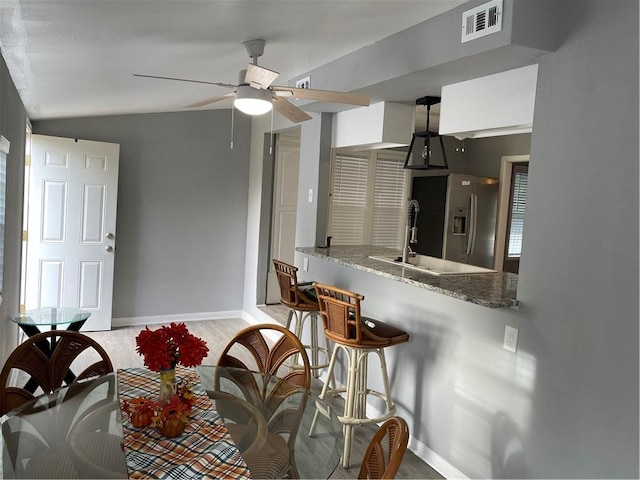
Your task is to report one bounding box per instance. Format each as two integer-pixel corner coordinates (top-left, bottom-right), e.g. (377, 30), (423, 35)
(410, 174), (498, 268)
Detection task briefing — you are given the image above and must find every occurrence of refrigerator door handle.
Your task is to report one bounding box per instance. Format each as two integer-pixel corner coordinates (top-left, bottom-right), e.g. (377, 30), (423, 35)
(466, 194), (478, 255)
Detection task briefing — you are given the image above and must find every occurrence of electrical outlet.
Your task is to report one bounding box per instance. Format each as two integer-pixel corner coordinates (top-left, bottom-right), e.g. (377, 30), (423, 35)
(296, 76), (311, 89)
(303, 257), (309, 271)
(503, 325), (518, 353)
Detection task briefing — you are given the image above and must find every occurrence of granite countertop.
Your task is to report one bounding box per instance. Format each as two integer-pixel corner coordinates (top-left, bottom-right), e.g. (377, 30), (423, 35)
(297, 245), (519, 309)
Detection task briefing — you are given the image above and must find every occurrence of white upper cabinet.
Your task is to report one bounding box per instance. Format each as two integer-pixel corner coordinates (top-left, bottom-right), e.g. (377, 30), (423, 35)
(439, 64), (539, 140)
(332, 102), (414, 150)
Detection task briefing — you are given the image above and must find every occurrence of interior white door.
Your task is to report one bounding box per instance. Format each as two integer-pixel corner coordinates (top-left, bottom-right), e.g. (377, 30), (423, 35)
(25, 135), (120, 331)
(266, 133), (300, 304)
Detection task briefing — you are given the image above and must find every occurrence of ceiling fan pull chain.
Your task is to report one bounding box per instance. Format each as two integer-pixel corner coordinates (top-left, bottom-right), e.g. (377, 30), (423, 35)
(269, 109), (274, 154)
(230, 106), (235, 150)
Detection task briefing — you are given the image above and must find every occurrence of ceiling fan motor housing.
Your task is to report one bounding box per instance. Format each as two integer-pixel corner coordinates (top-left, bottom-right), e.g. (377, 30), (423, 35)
(243, 39), (266, 63)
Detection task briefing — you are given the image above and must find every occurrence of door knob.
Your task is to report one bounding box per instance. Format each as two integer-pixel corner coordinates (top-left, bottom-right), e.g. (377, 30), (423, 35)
(106, 233), (115, 240)
(105, 245), (114, 252)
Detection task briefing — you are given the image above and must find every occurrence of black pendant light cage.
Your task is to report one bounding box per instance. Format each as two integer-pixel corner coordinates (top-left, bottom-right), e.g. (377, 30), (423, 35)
(403, 96), (449, 170)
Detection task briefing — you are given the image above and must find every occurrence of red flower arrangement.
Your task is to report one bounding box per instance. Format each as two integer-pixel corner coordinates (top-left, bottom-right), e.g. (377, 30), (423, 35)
(135, 322), (209, 371)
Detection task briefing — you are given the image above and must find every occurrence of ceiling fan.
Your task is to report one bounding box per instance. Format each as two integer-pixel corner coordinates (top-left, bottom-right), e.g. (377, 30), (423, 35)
(133, 39), (370, 123)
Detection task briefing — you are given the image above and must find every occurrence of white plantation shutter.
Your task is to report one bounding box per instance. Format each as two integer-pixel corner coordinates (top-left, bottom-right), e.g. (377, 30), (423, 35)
(371, 153), (406, 249)
(328, 153), (369, 244)
(328, 150), (407, 248)
(507, 169), (528, 257)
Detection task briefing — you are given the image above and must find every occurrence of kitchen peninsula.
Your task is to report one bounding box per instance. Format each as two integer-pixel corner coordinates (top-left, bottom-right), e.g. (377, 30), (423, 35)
(297, 245), (518, 308)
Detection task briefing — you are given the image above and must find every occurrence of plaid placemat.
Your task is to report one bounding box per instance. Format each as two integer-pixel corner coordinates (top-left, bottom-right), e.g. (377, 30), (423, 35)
(118, 367), (251, 479)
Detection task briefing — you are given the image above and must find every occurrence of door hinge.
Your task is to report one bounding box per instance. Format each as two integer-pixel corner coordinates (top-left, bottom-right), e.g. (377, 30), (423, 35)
(22, 230), (28, 242)
(25, 155), (31, 167)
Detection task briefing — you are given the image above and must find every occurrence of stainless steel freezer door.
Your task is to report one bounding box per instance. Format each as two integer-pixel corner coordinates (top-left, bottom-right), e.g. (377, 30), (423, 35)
(469, 177), (499, 268)
(443, 174), (474, 264)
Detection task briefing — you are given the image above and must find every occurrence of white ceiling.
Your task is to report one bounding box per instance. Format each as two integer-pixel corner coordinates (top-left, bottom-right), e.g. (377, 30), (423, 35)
(0, 0), (464, 121)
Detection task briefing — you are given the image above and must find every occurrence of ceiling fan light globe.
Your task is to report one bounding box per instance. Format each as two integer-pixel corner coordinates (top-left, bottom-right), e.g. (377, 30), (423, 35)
(234, 86), (273, 115)
(234, 98), (273, 115)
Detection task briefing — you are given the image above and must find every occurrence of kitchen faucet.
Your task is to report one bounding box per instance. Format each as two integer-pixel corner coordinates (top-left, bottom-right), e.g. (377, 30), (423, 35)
(402, 199), (420, 263)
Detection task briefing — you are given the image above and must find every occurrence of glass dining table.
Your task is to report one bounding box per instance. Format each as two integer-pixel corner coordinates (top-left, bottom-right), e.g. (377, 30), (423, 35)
(1, 373), (126, 478)
(1, 366), (343, 479)
(197, 365), (344, 480)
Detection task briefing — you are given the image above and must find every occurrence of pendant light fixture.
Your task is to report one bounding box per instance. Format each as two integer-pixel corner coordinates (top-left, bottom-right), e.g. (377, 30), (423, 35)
(404, 96), (449, 170)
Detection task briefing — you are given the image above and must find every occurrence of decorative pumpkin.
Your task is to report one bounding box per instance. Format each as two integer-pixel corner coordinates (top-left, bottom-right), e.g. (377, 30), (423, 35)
(130, 410), (153, 428)
(158, 418), (187, 438)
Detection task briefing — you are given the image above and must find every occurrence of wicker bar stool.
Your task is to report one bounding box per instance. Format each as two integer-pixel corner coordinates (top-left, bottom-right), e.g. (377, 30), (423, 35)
(273, 259), (331, 376)
(310, 282), (409, 468)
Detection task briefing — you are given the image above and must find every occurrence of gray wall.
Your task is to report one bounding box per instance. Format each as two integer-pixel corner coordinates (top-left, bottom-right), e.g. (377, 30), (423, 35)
(1, 0), (637, 477)
(295, 0), (638, 477)
(0, 54), (27, 366)
(465, 133), (531, 177)
(33, 111), (251, 319)
(522, 1), (638, 474)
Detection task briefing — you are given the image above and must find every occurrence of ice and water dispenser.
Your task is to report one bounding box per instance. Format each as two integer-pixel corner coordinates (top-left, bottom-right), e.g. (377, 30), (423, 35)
(452, 208), (468, 235)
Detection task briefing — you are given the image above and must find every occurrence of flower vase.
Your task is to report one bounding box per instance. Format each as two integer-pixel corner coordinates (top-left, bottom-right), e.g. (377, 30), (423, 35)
(159, 368), (176, 403)
(158, 418), (187, 438)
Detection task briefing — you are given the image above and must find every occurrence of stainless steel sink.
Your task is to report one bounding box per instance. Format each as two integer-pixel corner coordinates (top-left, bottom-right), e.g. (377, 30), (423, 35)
(368, 255), (497, 276)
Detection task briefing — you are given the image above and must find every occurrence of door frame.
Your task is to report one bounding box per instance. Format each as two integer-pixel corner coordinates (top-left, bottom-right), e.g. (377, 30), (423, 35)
(265, 128), (301, 304)
(21, 134), (119, 330)
(494, 154), (529, 271)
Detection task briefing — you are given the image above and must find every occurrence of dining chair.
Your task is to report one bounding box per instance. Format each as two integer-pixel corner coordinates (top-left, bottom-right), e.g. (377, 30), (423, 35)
(215, 324), (311, 479)
(217, 323), (311, 389)
(68, 401), (130, 478)
(207, 390), (269, 458)
(0, 330), (114, 416)
(358, 416), (410, 480)
(311, 282), (410, 468)
(2, 373), (120, 478)
(273, 259), (330, 376)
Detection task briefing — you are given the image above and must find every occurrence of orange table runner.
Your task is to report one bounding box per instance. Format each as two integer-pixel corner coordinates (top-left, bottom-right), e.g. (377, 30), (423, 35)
(118, 367), (251, 479)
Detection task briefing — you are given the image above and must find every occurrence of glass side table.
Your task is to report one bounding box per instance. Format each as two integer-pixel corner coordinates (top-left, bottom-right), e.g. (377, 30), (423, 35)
(10, 307), (91, 338)
(9, 307), (92, 393)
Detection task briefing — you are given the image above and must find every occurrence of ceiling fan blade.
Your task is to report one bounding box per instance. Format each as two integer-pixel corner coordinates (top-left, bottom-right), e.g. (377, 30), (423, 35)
(272, 97), (313, 123)
(133, 73), (235, 89)
(272, 86), (369, 106)
(185, 92), (234, 108)
(244, 64), (279, 89)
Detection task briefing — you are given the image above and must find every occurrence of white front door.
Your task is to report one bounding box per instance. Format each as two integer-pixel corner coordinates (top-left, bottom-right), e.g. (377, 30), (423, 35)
(24, 135), (120, 331)
(266, 130), (300, 304)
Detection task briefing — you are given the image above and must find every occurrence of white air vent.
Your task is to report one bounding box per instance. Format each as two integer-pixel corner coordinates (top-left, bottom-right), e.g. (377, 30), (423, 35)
(462, 0), (503, 43)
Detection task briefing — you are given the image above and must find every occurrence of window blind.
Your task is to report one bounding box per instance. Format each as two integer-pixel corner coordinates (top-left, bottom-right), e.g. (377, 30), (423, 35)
(371, 153), (406, 249)
(507, 170), (528, 257)
(328, 153), (369, 245)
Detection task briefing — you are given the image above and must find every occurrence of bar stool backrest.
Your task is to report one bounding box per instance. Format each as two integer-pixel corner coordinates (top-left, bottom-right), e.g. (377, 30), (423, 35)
(273, 259), (299, 306)
(313, 282), (366, 345)
(273, 259), (317, 310)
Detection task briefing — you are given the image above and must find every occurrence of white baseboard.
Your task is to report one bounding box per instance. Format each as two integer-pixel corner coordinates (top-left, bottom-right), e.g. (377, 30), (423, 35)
(408, 437), (468, 479)
(360, 403), (466, 479)
(112, 310), (243, 328)
(241, 307), (284, 325)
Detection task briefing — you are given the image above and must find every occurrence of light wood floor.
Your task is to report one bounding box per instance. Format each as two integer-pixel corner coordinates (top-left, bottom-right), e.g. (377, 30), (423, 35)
(84, 312), (443, 479)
